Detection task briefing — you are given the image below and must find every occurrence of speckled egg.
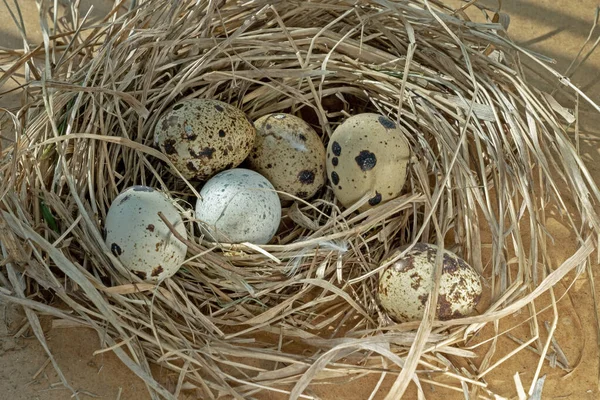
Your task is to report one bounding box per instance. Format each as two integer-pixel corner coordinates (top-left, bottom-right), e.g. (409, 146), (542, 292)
(326, 113), (411, 211)
(377, 243), (482, 322)
(195, 168), (281, 244)
(246, 113), (326, 200)
(105, 186), (188, 281)
(154, 98), (256, 180)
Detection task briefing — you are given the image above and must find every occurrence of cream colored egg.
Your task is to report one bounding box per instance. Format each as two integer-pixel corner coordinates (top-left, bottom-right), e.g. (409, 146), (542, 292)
(195, 169), (281, 244)
(105, 186), (188, 281)
(154, 98), (255, 180)
(377, 243), (482, 322)
(326, 113), (411, 211)
(247, 113), (326, 200)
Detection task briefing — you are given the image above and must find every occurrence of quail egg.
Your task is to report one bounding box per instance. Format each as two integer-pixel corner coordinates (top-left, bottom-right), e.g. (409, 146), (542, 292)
(377, 243), (482, 322)
(105, 186), (188, 281)
(195, 168), (281, 244)
(326, 113), (411, 211)
(154, 98), (256, 180)
(247, 113), (326, 200)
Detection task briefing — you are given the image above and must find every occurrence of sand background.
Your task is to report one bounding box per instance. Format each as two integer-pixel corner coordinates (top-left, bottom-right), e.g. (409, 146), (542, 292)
(1, 0), (600, 399)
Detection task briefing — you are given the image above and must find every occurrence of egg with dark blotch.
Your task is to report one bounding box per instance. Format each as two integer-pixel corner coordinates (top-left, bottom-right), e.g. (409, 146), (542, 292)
(326, 113), (411, 211)
(104, 186), (188, 281)
(154, 98), (255, 181)
(195, 169), (281, 244)
(377, 243), (482, 322)
(247, 113), (326, 200)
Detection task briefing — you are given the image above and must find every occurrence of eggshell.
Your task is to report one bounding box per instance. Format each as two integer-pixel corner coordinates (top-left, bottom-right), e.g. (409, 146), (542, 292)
(377, 243), (482, 322)
(105, 186), (188, 281)
(154, 98), (255, 180)
(247, 113), (326, 200)
(326, 113), (411, 211)
(195, 169), (281, 244)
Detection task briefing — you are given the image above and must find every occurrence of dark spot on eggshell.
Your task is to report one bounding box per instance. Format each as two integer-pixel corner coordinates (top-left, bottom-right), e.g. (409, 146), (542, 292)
(369, 191), (382, 206)
(331, 171), (340, 185)
(378, 115), (396, 129)
(297, 191), (308, 198)
(186, 132), (198, 141)
(147, 224), (155, 232)
(189, 147), (216, 159)
(225, 162), (234, 169)
(355, 150), (377, 171)
(162, 139), (178, 155)
(332, 157), (339, 167)
(155, 242), (161, 251)
(437, 293), (465, 321)
(173, 104), (184, 110)
(418, 292), (429, 306)
(111, 243), (122, 256)
(299, 134), (307, 141)
(267, 163), (273, 169)
(132, 186), (154, 192)
(298, 170), (315, 185)
(214, 104), (224, 112)
(118, 194), (131, 205)
(410, 272), (422, 290)
(219, 129), (226, 137)
(133, 270), (147, 280)
(187, 161), (198, 172)
(332, 141), (342, 156)
(151, 265), (164, 277)
(266, 123), (272, 130)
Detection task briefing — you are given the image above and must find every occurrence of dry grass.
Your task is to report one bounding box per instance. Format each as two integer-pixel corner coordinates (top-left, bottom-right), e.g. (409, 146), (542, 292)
(1, 0), (600, 399)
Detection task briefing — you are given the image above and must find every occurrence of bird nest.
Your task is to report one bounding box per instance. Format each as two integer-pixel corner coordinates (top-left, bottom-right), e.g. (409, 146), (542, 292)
(1, 0), (599, 399)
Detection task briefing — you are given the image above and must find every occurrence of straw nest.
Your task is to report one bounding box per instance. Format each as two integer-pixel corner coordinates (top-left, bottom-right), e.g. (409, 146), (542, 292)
(1, 0), (600, 399)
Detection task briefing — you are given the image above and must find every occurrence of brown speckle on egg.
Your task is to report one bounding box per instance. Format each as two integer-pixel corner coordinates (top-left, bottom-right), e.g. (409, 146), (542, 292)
(332, 157), (339, 167)
(219, 129), (226, 137)
(151, 265), (164, 277)
(163, 139), (178, 155)
(146, 224), (155, 232)
(133, 270), (147, 280)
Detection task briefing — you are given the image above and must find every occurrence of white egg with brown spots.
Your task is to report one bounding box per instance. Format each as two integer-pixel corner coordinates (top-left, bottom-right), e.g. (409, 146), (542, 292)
(247, 113), (326, 200)
(326, 113), (411, 211)
(195, 168), (281, 244)
(377, 243), (482, 322)
(154, 98), (256, 180)
(105, 186), (188, 281)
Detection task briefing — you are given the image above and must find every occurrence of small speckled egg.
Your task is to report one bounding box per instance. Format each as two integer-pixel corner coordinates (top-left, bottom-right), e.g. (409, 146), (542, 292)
(105, 186), (188, 281)
(326, 113), (411, 211)
(377, 243), (482, 322)
(195, 168), (281, 244)
(247, 113), (326, 200)
(154, 98), (256, 180)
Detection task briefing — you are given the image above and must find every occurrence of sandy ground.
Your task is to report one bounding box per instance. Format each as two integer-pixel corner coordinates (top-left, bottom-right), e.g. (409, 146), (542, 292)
(1, 0), (600, 399)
